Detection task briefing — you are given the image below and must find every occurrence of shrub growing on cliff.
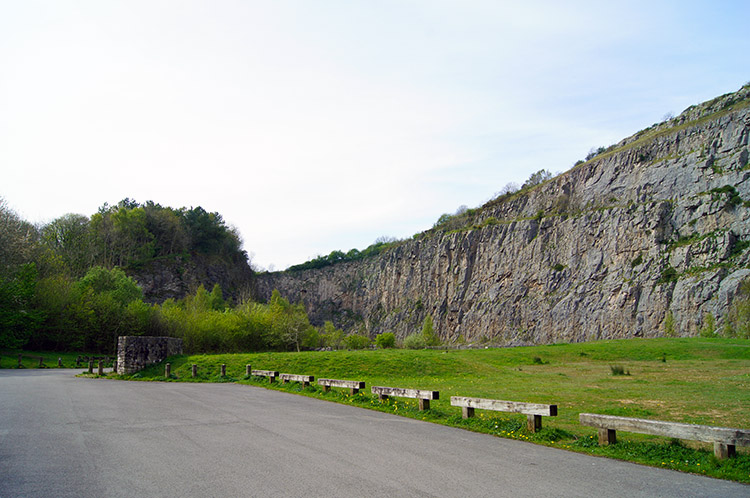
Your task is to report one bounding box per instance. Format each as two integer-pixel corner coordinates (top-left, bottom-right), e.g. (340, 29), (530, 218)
(663, 311), (676, 337)
(375, 332), (396, 348)
(699, 313), (717, 337)
(402, 333), (427, 349)
(421, 315), (441, 346)
(343, 333), (370, 350)
(724, 279), (750, 338)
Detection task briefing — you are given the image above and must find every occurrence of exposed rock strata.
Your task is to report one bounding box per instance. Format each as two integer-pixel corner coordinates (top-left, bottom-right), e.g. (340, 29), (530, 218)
(130, 254), (254, 304)
(256, 86), (750, 344)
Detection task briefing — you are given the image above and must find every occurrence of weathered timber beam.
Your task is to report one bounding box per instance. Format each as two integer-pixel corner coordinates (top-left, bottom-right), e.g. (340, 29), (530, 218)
(371, 386), (439, 400)
(280, 373), (315, 386)
(579, 413), (750, 459)
(318, 379), (366, 394)
(579, 413), (750, 446)
(252, 369), (280, 383)
(450, 397), (557, 416)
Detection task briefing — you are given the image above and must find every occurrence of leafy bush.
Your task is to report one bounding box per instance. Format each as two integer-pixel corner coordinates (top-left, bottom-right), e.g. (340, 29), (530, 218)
(699, 313), (716, 338)
(421, 315), (441, 346)
(320, 321), (345, 349)
(402, 333), (427, 349)
(522, 169), (553, 189)
(724, 278), (750, 338)
(658, 266), (678, 284)
(375, 332), (396, 348)
(342, 333), (370, 350)
(663, 311), (676, 337)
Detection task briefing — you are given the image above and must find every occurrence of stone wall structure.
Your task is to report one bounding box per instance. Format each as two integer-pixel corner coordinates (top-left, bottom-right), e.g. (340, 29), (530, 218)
(256, 85), (750, 345)
(117, 336), (183, 375)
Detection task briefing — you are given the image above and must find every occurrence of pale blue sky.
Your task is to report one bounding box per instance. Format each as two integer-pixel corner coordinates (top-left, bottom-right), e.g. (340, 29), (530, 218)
(1, 1), (748, 270)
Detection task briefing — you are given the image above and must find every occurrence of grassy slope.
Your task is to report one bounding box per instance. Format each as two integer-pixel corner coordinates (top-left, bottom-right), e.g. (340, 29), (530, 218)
(119, 337), (750, 482)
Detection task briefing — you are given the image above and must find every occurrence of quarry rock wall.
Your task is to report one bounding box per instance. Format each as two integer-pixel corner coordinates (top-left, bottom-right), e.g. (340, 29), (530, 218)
(256, 87), (750, 345)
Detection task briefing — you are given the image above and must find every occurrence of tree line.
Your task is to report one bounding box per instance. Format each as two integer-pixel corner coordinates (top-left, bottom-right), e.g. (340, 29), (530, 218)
(0, 197), (275, 354)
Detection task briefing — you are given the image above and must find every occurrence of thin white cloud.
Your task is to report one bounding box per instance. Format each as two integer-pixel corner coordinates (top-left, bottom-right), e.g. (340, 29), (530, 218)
(1, 0), (749, 269)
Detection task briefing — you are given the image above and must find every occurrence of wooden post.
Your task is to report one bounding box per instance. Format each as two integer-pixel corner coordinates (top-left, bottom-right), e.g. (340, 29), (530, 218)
(527, 414), (542, 433)
(598, 428), (616, 445)
(76, 356), (81, 367)
(58, 357), (62, 368)
(192, 364), (197, 378)
(418, 399), (430, 411)
(246, 364), (252, 377)
(88, 360), (94, 374)
(165, 363), (171, 378)
(714, 443), (736, 459)
(18, 354), (22, 368)
(97, 360), (103, 376)
(39, 357), (44, 368)
(112, 360), (117, 373)
(220, 364), (226, 377)
(462, 406), (475, 419)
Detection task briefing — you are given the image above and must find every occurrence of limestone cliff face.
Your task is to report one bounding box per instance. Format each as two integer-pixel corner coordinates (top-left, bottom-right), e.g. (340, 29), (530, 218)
(256, 86), (750, 344)
(130, 254), (254, 304)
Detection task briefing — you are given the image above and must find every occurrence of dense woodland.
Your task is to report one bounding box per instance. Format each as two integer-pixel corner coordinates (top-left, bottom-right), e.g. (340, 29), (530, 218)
(0, 198), (350, 355)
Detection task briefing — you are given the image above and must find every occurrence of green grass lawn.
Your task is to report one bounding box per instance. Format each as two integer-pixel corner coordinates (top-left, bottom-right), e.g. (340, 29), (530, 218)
(97, 337), (750, 482)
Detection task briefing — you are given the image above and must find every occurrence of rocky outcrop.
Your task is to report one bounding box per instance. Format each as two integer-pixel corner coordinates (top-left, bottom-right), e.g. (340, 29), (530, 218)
(129, 254), (254, 304)
(255, 85), (750, 345)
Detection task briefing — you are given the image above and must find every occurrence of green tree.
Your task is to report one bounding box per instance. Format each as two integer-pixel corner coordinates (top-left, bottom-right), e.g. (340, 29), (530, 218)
(343, 333), (370, 350)
(76, 267), (144, 352)
(0, 263), (42, 348)
(41, 213), (92, 276)
(422, 315), (440, 346)
(0, 198), (37, 275)
(31, 274), (84, 351)
(522, 169), (553, 189)
(320, 320), (344, 349)
(375, 332), (396, 348)
(402, 333), (427, 349)
(724, 279), (750, 338)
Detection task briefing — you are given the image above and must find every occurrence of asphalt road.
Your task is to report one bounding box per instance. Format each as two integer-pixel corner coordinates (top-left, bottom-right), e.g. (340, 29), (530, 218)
(0, 370), (747, 497)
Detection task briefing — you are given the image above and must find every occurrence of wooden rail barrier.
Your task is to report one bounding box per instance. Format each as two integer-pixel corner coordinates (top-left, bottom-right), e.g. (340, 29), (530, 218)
(579, 413), (750, 459)
(252, 369), (280, 383)
(451, 396), (557, 432)
(280, 373), (315, 387)
(372, 386), (439, 411)
(318, 378), (365, 395)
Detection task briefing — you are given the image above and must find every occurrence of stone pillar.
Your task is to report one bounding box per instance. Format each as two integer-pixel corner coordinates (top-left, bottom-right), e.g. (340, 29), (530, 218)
(88, 360), (94, 374)
(192, 364), (197, 378)
(97, 360), (103, 376)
